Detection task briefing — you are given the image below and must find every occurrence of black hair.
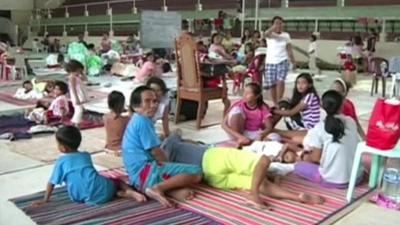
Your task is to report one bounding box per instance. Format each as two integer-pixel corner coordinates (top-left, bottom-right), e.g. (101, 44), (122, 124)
(65, 59), (84, 73)
(241, 28), (251, 44)
(244, 42), (254, 54)
(108, 91), (125, 118)
(87, 43), (95, 50)
(353, 35), (363, 46)
(211, 33), (220, 43)
(310, 34), (317, 42)
(54, 80), (68, 95)
(162, 62), (172, 73)
(291, 73), (319, 108)
(144, 52), (153, 62)
(322, 90), (345, 143)
(22, 80), (32, 87)
(130, 85), (154, 110)
(245, 82), (265, 108)
(146, 76), (169, 94)
(57, 53), (64, 64)
(271, 16), (283, 24)
(56, 125), (81, 150)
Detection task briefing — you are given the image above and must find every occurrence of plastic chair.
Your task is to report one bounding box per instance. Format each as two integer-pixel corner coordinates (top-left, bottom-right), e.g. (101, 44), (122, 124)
(346, 141), (400, 202)
(389, 57), (400, 98)
(369, 57), (389, 97)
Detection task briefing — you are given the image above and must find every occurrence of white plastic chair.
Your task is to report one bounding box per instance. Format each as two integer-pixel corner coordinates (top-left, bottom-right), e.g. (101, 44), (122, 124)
(346, 141), (400, 202)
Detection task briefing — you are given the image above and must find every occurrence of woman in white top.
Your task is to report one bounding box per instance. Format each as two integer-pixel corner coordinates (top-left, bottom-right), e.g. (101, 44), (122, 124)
(264, 16), (296, 105)
(294, 90), (363, 188)
(146, 77), (170, 138)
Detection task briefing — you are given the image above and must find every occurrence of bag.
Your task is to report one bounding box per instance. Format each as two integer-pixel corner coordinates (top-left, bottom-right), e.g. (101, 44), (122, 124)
(366, 98), (400, 150)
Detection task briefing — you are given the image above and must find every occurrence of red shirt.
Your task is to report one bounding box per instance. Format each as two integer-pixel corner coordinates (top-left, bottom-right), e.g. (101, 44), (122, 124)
(342, 98), (358, 122)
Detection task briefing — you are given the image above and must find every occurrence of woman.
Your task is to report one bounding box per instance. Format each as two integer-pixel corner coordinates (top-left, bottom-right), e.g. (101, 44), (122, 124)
(264, 16), (296, 106)
(294, 90), (363, 188)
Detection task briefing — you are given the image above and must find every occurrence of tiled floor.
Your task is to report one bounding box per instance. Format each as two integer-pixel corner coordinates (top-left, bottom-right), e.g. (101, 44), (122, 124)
(0, 70), (398, 225)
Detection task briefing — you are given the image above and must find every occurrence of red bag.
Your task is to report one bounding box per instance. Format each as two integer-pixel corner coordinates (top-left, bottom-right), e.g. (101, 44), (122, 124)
(366, 98), (400, 150)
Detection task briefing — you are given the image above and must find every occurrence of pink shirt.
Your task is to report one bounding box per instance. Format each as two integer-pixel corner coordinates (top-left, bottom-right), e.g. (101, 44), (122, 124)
(48, 95), (69, 116)
(209, 44), (228, 59)
(230, 99), (272, 131)
(134, 61), (155, 83)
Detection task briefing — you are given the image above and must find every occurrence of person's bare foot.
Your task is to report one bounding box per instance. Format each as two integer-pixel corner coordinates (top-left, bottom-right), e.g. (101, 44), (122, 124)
(167, 188), (195, 201)
(298, 193), (324, 205)
(117, 190), (147, 202)
(145, 186), (174, 207)
(245, 194), (269, 210)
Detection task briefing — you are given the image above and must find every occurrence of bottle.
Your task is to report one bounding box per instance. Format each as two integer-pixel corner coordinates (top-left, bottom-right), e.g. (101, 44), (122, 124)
(381, 168), (398, 201)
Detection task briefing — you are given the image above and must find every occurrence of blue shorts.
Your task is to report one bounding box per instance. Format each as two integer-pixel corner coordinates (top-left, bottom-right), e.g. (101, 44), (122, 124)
(263, 60), (289, 88)
(137, 161), (202, 191)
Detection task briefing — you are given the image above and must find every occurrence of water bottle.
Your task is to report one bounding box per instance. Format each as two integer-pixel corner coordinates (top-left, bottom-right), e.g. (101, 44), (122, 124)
(381, 168), (399, 201)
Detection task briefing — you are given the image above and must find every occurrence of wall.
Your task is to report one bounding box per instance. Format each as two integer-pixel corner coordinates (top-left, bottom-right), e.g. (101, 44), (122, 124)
(0, 0), (33, 10)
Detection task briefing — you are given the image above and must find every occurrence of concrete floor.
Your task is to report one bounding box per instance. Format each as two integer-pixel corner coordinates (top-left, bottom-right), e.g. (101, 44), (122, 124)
(0, 70), (398, 225)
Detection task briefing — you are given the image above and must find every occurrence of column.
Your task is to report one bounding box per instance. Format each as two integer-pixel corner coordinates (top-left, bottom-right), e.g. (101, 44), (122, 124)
(380, 19), (386, 43)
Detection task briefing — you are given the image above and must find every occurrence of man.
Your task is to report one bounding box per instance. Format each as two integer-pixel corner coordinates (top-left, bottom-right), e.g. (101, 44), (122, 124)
(122, 86), (202, 207)
(161, 133), (324, 208)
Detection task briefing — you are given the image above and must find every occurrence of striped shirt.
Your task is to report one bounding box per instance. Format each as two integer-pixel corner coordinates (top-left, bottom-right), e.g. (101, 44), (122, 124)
(301, 93), (320, 129)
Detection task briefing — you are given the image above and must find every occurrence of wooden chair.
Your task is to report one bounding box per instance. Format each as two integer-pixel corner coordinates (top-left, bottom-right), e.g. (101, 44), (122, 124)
(174, 33), (230, 129)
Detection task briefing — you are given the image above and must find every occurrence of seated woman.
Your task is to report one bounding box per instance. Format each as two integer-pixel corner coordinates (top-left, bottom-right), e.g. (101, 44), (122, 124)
(146, 77), (170, 138)
(222, 82), (273, 147)
(134, 52), (155, 84)
(208, 33), (236, 65)
(272, 73), (320, 144)
(294, 90), (363, 188)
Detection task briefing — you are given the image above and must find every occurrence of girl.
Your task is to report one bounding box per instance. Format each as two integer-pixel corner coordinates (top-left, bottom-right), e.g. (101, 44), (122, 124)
(208, 33), (236, 64)
(103, 91), (130, 156)
(294, 90), (363, 188)
(134, 52), (155, 83)
(273, 73), (320, 143)
(331, 78), (366, 140)
(222, 82), (273, 147)
(343, 54), (357, 85)
(241, 28), (252, 44)
(67, 60), (88, 127)
(146, 77), (170, 138)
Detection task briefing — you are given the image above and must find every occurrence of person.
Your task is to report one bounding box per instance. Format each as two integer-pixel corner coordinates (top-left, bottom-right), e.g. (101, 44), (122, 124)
(308, 34), (320, 78)
(160, 133), (324, 208)
(78, 34), (89, 49)
(294, 90), (363, 188)
(343, 54), (357, 85)
(122, 86), (202, 207)
(146, 77), (170, 138)
(222, 83), (273, 147)
(100, 33), (112, 54)
(264, 16), (296, 105)
(331, 78), (366, 140)
(49, 39), (61, 53)
(134, 52), (156, 83)
(30, 126), (146, 207)
(272, 73), (320, 143)
(67, 60), (88, 127)
(14, 80), (43, 100)
(27, 81), (69, 124)
(103, 91), (130, 156)
(208, 33), (236, 64)
(42, 35), (50, 52)
(222, 30), (236, 53)
(86, 44), (103, 76)
(352, 34), (366, 72)
(241, 28), (252, 45)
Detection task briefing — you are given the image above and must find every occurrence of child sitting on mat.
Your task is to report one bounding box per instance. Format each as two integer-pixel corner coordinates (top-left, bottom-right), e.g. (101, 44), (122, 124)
(103, 91), (130, 156)
(26, 81), (70, 124)
(31, 126), (146, 207)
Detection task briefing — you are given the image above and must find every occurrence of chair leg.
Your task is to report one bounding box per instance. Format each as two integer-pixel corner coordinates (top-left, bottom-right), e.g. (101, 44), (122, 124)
(382, 77), (386, 98)
(174, 98), (183, 124)
(196, 100), (205, 129)
(346, 147), (363, 202)
(375, 78), (379, 94)
(369, 155), (381, 188)
(370, 78), (376, 96)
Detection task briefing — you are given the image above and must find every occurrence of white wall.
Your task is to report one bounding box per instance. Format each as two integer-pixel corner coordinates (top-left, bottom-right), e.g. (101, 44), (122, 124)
(0, 0), (33, 10)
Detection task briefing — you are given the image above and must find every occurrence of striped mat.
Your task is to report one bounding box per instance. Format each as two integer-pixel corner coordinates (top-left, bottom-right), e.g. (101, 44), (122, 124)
(10, 169), (372, 225)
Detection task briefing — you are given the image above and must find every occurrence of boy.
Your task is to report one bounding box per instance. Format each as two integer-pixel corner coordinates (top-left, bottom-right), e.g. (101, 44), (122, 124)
(31, 126), (146, 207)
(161, 133), (324, 209)
(122, 86), (202, 207)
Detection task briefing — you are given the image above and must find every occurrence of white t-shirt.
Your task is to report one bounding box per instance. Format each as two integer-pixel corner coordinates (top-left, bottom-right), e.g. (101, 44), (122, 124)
(152, 95), (170, 122)
(308, 41), (317, 57)
(266, 32), (291, 64)
(303, 115), (363, 184)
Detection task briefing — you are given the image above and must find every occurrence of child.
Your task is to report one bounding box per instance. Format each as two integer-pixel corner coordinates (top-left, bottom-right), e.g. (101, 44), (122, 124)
(295, 90), (363, 188)
(222, 82), (273, 147)
(103, 91), (130, 156)
(272, 73), (320, 144)
(134, 52), (156, 83)
(31, 126), (146, 207)
(146, 77), (170, 138)
(343, 54), (357, 85)
(27, 81), (69, 124)
(14, 80), (42, 100)
(66, 60), (88, 127)
(308, 34), (320, 78)
(331, 78), (366, 140)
